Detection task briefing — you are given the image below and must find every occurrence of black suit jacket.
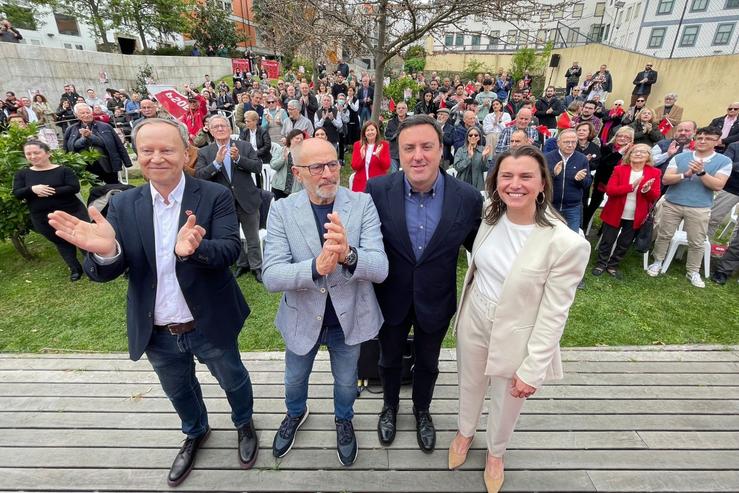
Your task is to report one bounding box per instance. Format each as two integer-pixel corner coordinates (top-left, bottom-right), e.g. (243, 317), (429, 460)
(358, 86), (374, 109)
(239, 126), (272, 163)
(632, 70), (658, 95)
(710, 116), (739, 148)
(84, 175), (249, 360)
(194, 139), (263, 214)
(365, 170), (482, 333)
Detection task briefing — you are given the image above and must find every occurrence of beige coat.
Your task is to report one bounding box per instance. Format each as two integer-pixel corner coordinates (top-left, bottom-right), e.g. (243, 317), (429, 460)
(454, 210), (591, 388)
(654, 104), (684, 139)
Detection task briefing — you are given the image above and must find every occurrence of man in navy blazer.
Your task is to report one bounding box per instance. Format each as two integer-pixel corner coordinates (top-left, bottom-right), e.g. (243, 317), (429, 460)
(48, 119), (259, 487)
(365, 115), (482, 452)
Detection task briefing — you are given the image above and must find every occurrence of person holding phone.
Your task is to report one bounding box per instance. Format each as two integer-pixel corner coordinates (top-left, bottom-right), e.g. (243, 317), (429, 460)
(592, 144), (661, 277)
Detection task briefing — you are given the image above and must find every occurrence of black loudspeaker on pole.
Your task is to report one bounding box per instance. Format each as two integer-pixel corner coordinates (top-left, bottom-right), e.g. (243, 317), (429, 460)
(549, 54), (561, 68)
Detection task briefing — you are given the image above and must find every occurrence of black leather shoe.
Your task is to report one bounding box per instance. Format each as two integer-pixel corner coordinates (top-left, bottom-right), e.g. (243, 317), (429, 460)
(233, 267), (247, 278)
(335, 418), (358, 466)
(70, 271), (83, 282)
(413, 407), (435, 453)
(377, 405), (397, 445)
(237, 420), (258, 469)
(167, 426), (211, 487)
(711, 271), (728, 285)
(252, 269), (263, 283)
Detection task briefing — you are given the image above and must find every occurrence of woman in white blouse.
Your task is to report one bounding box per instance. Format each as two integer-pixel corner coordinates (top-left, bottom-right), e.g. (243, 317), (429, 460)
(482, 99), (511, 156)
(449, 145), (590, 493)
(350, 120), (390, 192)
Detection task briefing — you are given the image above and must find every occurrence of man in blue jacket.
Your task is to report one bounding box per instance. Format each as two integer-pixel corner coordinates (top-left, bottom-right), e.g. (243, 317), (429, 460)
(544, 129), (592, 232)
(49, 119), (258, 487)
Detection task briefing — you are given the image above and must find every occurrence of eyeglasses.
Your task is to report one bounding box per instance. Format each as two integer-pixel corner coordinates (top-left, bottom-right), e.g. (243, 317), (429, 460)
(728, 107), (739, 111)
(695, 136), (719, 141)
(294, 160), (341, 175)
(469, 134), (480, 138)
(614, 103), (622, 106)
(636, 99), (645, 102)
(267, 100), (276, 103)
(209, 124), (230, 130)
(631, 150), (649, 155)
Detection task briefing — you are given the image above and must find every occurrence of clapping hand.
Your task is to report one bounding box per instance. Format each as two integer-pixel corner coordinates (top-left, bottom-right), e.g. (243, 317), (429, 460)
(32, 184), (55, 197)
(48, 207), (117, 257)
(175, 214), (206, 257)
(641, 178), (655, 193)
(79, 128), (92, 138)
(631, 176), (642, 190)
(482, 146), (492, 158)
(553, 161), (563, 176)
(360, 145), (366, 159)
(374, 143), (383, 157)
(510, 374), (536, 399)
(322, 212), (349, 263)
(688, 159), (704, 176)
(574, 169), (588, 181)
(667, 140), (679, 156)
(229, 146), (240, 162)
(215, 144), (228, 165)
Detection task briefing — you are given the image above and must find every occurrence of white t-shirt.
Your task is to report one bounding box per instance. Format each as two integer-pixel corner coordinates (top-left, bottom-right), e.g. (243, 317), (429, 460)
(474, 213), (535, 303)
(364, 143), (375, 181)
(621, 169), (643, 220)
(248, 130), (257, 150)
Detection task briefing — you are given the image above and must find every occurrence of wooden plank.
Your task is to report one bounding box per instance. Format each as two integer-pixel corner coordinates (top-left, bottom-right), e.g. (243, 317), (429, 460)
(3, 447), (736, 471)
(558, 351), (739, 362)
(4, 411), (738, 432)
(0, 428), (648, 449)
(637, 431), (739, 449)
(3, 396), (738, 415)
(587, 470), (739, 492)
(0, 468), (598, 492)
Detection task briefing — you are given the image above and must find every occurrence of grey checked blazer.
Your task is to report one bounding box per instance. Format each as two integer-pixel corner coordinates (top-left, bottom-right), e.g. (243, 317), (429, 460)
(262, 187), (389, 355)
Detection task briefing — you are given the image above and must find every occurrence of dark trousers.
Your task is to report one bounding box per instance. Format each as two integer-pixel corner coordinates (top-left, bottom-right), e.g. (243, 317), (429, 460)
(715, 228), (739, 275)
(272, 187), (289, 201)
(87, 162), (120, 184)
(30, 209), (86, 273)
(145, 329), (254, 438)
(596, 219), (636, 269)
(566, 82), (578, 96)
(584, 187), (605, 231)
(235, 204), (262, 270)
(378, 308), (448, 411)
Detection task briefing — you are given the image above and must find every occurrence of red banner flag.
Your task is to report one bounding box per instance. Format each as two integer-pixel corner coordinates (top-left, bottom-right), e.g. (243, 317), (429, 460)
(261, 59), (280, 79)
(232, 59), (250, 74)
(389, 98), (396, 112)
(658, 117), (673, 136)
(152, 89), (190, 120)
(537, 125), (552, 138)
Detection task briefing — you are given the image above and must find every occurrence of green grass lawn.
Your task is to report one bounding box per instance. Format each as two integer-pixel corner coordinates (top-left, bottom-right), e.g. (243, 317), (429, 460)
(1, 162), (737, 353)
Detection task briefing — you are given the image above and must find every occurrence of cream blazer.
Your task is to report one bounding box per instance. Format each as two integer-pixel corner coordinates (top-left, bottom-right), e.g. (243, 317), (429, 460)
(453, 209), (591, 388)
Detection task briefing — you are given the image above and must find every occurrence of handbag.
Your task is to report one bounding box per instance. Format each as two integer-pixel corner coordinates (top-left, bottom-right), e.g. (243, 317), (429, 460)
(634, 207), (655, 253)
(357, 336), (415, 384)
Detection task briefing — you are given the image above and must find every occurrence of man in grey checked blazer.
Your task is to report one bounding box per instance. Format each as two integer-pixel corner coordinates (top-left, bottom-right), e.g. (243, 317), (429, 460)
(262, 138), (388, 466)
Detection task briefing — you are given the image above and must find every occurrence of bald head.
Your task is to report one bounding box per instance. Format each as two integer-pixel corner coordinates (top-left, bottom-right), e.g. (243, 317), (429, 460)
(463, 110), (477, 128)
(292, 137), (340, 205)
(515, 108), (533, 129)
(292, 136), (337, 165)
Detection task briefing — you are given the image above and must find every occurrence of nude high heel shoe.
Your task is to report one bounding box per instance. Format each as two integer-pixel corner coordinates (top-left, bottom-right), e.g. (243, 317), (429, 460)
(483, 455), (505, 493)
(447, 432), (473, 470)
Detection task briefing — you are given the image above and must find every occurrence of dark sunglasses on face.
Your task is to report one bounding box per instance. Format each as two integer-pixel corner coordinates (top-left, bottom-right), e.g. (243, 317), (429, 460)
(728, 107), (739, 111)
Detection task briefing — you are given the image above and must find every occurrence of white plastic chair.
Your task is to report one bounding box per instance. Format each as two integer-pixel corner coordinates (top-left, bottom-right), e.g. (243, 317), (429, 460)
(660, 221), (711, 278)
(261, 163), (274, 191)
(447, 168), (458, 178)
(118, 166), (129, 185)
(348, 172), (355, 190)
(718, 204), (738, 240)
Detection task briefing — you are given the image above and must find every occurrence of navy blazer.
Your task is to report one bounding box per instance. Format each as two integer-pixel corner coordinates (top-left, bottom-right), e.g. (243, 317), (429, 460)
(365, 169), (482, 333)
(84, 174), (249, 360)
(545, 150), (592, 210)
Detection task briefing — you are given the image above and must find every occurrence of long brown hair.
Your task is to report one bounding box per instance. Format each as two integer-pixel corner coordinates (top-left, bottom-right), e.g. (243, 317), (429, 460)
(360, 120), (383, 146)
(484, 145), (557, 228)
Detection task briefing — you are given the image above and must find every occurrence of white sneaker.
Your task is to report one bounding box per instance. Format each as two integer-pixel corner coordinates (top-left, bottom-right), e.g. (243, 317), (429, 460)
(646, 261), (662, 277)
(686, 272), (705, 288)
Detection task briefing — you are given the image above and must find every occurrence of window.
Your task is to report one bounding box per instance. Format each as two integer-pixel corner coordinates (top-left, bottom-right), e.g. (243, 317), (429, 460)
(63, 42), (72, 49)
(537, 29), (547, 44)
(690, 0), (709, 11)
(518, 29), (529, 46)
(616, 11), (623, 24)
(553, 6), (564, 19)
(713, 23), (735, 44)
(54, 13), (80, 36)
(633, 3), (640, 17)
(455, 33), (464, 46)
(594, 2), (606, 16)
(444, 33), (453, 47)
(679, 25), (700, 46)
(471, 34), (481, 48)
(625, 6), (632, 20)
(75, 44), (84, 50)
(507, 29), (517, 46)
(648, 27), (667, 47)
(727, 0), (739, 8)
(656, 0), (674, 14)
(488, 31), (500, 48)
(30, 39), (41, 45)
(547, 29), (557, 42)
(590, 24), (605, 41)
(572, 3), (584, 17)
(566, 27), (581, 45)
(604, 24), (611, 40)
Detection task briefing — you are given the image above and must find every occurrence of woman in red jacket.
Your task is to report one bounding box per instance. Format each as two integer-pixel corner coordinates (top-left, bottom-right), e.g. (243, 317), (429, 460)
(592, 143), (661, 277)
(350, 120), (390, 192)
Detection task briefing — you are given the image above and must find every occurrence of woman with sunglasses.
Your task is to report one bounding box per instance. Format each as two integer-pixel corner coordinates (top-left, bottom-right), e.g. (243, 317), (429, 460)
(600, 99), (626, 142)
(263, 96), (287, 143)
(454, 127), (491, 191)
(621, 97), (646, 126)
(592, 144), (660, 277)
(630, 107), (663, 146)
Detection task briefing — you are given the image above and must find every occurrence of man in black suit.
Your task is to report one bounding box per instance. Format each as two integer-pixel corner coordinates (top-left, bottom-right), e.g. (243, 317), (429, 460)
(631, 63), (658, 106)
(48, 118), (259, 486)
(195, 114), (264, 282)
(365, 115), (482, 452)
(709, 102), (739, 153)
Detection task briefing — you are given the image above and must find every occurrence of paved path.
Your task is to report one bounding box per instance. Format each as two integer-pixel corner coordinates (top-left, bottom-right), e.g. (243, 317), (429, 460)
(1, 346), (738, 492)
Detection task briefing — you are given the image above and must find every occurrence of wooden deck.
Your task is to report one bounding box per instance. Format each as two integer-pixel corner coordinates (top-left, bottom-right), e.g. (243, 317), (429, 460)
(1, 346), (738, 492)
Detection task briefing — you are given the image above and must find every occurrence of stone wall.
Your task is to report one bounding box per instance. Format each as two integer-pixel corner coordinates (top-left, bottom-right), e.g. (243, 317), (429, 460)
(425, 43), (739, 126)
(1, 43), (233, 102)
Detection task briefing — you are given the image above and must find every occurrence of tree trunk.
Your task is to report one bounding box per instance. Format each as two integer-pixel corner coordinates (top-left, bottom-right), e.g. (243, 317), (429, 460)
(136, 18), (148, 51)
(370, 0), (388, 122)
(11, 232), (33, 260)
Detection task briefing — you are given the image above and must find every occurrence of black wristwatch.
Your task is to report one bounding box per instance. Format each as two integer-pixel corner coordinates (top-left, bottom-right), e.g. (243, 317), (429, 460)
(342, 246), (358, 267)
(696, 171), (706, 177)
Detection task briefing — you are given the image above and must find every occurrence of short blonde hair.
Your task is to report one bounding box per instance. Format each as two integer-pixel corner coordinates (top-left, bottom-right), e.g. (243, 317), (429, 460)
(608, 126), (635, 145)
(245, 110), (259, 122)
(622, 143), (655, 167)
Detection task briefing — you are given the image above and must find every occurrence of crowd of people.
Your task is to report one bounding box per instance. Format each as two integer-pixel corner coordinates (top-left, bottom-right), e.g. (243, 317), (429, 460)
(4, 55), (739, 493)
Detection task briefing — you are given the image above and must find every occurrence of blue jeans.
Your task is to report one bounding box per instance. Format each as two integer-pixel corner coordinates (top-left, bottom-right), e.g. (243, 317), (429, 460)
(145, 329), (254, 438)
(359, 106), (371, 126)
(559, 204), (583, 232)
(284, 325), (360, 421)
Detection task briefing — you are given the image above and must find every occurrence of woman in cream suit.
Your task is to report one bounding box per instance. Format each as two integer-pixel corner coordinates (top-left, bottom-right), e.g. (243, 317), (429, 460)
(449, 145), (591, 493)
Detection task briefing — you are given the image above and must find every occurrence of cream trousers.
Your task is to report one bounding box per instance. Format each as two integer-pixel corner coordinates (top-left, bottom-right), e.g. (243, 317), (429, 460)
(456, 281), (526, 457)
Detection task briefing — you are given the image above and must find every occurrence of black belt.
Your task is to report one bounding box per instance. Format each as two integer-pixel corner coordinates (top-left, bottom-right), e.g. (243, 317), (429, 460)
(153, 321), (195, 335)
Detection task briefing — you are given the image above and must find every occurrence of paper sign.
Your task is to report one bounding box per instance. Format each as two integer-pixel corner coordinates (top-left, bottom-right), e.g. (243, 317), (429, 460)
(152, 89), (190, 120)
